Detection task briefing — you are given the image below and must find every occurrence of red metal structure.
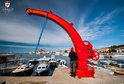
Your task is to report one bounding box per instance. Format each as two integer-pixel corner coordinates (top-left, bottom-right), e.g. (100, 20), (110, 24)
(26, 8), (99, 78)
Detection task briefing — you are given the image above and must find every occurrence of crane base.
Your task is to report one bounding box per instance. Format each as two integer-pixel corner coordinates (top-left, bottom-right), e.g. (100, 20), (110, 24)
(76, 67), (95, 78)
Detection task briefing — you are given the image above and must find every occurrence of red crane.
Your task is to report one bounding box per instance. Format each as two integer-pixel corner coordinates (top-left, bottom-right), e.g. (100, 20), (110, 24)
(26, 8), (99, 78)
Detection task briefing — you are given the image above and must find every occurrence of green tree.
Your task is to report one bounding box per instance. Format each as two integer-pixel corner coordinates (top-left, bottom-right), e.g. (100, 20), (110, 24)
(109, 45), (117, 53)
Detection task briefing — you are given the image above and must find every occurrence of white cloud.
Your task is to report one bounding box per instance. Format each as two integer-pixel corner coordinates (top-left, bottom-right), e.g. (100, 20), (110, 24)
(0, 20), (39, 44)
(1, 7), (124, 48)
(0, 19), (72, 46)
(77, 7), (124, 41)
(90, 7), (124, 26)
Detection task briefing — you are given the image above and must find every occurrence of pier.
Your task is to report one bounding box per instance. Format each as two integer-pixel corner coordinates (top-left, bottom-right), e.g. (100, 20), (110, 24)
(0, 67), (124, 84)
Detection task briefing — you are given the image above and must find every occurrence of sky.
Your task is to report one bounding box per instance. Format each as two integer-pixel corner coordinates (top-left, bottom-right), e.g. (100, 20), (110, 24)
(0, 0), (124, 53)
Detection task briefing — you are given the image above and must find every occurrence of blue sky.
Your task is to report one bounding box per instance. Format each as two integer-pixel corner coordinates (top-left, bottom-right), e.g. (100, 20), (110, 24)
(0, 0), (124, 53)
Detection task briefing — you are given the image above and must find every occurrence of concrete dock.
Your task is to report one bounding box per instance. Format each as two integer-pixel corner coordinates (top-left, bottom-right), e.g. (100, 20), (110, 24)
(0, 67), (124, 84)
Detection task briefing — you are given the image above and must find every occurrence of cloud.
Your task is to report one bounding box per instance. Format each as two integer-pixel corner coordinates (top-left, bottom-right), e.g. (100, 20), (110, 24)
(0, 20), (39, 43)
(1, 3), (124, 50)
(0, 0), (97, 49)
(77, 7), (124, 40)
(90, 7), (124, 25)
(0, 19), (72, 46)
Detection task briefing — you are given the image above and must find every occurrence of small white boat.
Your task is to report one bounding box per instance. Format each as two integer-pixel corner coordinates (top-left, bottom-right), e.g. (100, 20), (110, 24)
(12, 63), (34, 76)
(57, 59), (67, 68)
(112, 54), (124, 58)
(49, 59), (58, 68)
(37, 56), (51, 63)
(104, 65), (124, 75)
(62, 53), (69, 56)
(118, 63), (124, 68)
(58, 59), (66, 65)
(29, 58), (39, 65)
(49, 55), (58, 68)
(96, 66), (114, 75)
(35, 63), (50, 76)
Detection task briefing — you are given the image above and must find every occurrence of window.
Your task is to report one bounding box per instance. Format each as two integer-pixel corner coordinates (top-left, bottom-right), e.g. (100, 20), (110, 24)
(42, 67), (45, 69)
(38, 67), (41, 69)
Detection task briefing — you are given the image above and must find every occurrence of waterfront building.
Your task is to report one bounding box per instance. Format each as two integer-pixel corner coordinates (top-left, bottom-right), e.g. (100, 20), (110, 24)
(116, 46), (124, 55)
(98, 47), (110, 53)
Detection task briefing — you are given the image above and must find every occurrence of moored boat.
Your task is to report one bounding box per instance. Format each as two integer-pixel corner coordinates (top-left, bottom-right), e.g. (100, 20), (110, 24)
(49, 55), (58, 68)
(0, 66), (17, 76)
(0, 54), (19, 76)
(29, 58), (39, 65)
(37, 56), (51, 63)
(35, 63), (50, 76)
(114, 69), (124, 75)
(118, 63), (124, 68)
(12, 63), (34, 76)
(104, 65), (124, 75)
(49, 59), (58, 68)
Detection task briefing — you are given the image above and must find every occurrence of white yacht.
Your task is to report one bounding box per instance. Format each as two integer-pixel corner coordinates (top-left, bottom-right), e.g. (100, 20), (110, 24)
(49, 58), (58, 68)
(35, 63), (50, 76)
(118, 63), (124, 68)
(49, 55), (58, 68)
(37, 56), (51, 63)
(12, 63), (34, 76)
(57, 59), (67, 68)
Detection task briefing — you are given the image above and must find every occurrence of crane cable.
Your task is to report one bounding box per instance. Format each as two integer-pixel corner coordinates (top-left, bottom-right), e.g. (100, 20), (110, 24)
(35, 13), (48, 54)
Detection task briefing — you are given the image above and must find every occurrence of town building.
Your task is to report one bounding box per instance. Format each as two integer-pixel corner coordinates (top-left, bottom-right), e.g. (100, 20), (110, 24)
(116, 46), (124, 54)
(98, 47), (110, 53)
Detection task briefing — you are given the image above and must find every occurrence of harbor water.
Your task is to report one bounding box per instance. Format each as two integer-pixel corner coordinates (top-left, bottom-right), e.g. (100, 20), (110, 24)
(0, 53), (70, 76)
(15, 53), (70, 67)
(1, 53), (124, 76)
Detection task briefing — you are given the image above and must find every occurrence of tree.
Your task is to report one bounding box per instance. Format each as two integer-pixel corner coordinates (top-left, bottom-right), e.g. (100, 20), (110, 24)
(109, 45), (117, 53)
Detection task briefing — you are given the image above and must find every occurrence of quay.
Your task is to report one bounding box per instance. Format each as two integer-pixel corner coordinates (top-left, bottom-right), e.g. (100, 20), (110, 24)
(0, 67), (124, 84)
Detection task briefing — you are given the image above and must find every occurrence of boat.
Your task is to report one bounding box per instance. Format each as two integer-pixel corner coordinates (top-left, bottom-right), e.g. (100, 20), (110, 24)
(29, 58), (39, 65)
(62, 53), (69, 57)
(99, 54), (104, 59)
(57, 59), (66, 65)
(0, 54), (19, 76)
(96, 66), (114, 75)
(118, 63), (124, 68)
(114, 69), (124, 75)
(0, 66), (17, 76)
(112, 54), (124, 58)
(104, 65), (124, 75)
(35, 63), (50, 76)
(12, 63), (34, 76)
(37, 56), (51, 63)
(57, 59), (67, 68)
(49, 59), (58, 68)
(49, 55), (58, 68)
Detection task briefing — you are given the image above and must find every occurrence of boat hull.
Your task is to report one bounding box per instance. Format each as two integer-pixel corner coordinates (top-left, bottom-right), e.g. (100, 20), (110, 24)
(29, 60), (39, 65)
(114, 70), (124, 75)
(0, 68), (16, 76)
(12, 67), (34, 76)
(35, 69), (50, 76)
(49, 62), (58, 68)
